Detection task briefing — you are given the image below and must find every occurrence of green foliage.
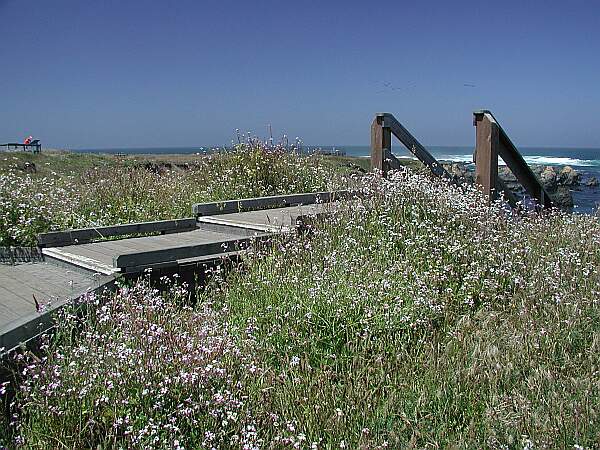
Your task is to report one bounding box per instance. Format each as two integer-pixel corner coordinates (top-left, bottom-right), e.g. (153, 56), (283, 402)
(211, 171), (600, 448)
(0, 145), (340, 246)
(4, 168), (599, 448)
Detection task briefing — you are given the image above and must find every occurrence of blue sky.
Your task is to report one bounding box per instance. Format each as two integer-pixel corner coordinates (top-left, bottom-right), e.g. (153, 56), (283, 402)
(1, 0), (599, 149)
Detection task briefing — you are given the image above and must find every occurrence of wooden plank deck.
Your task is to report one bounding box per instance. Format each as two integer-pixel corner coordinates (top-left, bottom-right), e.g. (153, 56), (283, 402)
(43, 203), (333, 274)
(1, 194), (344, 353)
(197, 202), (332, 232)
(0, 262), (112, 352)
(42, 227), (250, 275)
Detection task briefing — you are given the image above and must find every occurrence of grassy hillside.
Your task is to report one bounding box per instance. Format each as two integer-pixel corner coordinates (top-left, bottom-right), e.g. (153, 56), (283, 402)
(0, 146), (353, 246)
(4, 168), (599, 448)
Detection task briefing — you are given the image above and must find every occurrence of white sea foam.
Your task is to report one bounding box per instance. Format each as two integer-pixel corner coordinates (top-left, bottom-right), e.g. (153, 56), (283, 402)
(430, 154), (600, 167)
(521, 156), (600, 167)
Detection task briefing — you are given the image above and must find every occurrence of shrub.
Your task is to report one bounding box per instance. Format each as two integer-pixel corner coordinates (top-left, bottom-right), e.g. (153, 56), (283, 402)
(0, 144), (340, 246)
(5, 168), (599, 448)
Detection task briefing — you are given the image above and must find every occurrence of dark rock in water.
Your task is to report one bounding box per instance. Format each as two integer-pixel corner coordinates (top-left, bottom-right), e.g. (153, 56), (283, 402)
(586, 176), (599, 187)
(450, 163), (467, 175)
(444, 163), (474, 184)
(441, 161), (578, 209)
(558, 166), (580, 186)
(552, 186), (574, 208)
(539, 166), (558, 191)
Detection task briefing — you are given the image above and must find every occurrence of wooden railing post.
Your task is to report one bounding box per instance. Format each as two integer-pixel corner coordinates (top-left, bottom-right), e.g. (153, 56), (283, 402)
(371, 114), (391, 175)
(474, 111), (499, 202)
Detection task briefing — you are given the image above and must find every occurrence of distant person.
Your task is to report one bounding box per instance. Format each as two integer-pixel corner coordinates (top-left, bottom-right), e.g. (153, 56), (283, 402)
(23, 135), (33, 145)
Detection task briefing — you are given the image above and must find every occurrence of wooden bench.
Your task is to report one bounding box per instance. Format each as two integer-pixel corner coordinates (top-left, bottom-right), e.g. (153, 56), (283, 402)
(1, 140), (41, 153)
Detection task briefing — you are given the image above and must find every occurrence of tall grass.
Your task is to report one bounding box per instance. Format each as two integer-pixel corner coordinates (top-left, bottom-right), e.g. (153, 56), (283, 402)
(210, 169), (600, 448)
(3, 168), (599, 448)
(0, 144), (340, 246)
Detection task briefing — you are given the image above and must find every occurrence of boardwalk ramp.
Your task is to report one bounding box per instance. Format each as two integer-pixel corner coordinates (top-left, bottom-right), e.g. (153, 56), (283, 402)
(1, 191), (348, 353)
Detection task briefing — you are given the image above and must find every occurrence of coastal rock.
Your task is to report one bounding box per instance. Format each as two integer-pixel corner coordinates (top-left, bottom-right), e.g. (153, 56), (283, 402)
(586, 176), (598, 187)
(558, 166), (580, 186)
(142, 161), (173, 175)
(499, 167), (518, 183)
(442, 163), (474, 184)
(552, 186), (574, 208)
(539, 166), (558, 191)
(440, 161), (576, 209)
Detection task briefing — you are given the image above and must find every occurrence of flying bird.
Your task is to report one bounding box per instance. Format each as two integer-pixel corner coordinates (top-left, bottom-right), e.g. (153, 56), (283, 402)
(375, 81), (416, 94)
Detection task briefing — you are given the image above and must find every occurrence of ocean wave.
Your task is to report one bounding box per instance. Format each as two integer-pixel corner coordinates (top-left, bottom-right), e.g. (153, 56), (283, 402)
(521, 156), (600, 167)
(430, 154), (600, 167)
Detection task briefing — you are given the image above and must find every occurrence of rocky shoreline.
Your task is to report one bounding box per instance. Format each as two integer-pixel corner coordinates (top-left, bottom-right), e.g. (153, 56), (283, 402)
(444, 162), (598, 209)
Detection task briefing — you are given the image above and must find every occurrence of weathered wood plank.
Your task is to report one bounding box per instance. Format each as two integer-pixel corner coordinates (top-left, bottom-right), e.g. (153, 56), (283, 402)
(378, 113), (450, 179)
(371, 115), (391, 173)
(37, 218), (197, 247)
(0, 276), (115, 353)
(197, 203), (332, 233)
(47, 246), (114, 267)
(0, 247), (44, 264)
(192, 191), (352, 216)
(474, 110), (553, 209)
(113, 235), (269, 270)
(0, 266), (80, 298)
(0, 262), (103, 341)
(42, 248), (119, 275)
(474, 112), (499, 201)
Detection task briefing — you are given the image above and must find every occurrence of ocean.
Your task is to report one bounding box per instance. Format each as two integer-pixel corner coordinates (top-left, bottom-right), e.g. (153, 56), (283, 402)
(77, 145), (600, 213)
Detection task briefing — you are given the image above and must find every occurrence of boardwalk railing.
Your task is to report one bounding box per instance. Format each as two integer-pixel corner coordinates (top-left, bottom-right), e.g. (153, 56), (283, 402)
(37, 218), (198, 247)
(371, 113), (450, 179)
(372, 111), (553, 209)
(192, 190), (353, 216)
(473, 110), (553, 208)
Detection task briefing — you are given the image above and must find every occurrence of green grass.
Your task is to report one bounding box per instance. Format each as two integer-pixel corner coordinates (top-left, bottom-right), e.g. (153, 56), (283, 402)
(0, 145), (351, 246)
(207, 171), (600, 448)
(3, 166), (599, 448)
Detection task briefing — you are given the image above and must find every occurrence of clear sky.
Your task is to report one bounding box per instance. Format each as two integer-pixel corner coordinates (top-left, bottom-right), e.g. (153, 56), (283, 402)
(1, 0), (599, 149)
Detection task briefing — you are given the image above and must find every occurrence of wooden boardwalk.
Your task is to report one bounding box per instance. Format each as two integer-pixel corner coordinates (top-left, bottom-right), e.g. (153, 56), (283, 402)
(1, 192), (345, 353)
(43, 203), (329, 274)
(0, 262), (112, 351)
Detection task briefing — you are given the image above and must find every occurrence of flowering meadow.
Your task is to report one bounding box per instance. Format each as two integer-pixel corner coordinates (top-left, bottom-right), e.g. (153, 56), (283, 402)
(0, 145), (339, 246)
(2, 165), (599, 448)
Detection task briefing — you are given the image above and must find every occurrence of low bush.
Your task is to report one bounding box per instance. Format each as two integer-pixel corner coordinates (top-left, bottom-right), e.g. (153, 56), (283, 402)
(0, 144), (340, 246)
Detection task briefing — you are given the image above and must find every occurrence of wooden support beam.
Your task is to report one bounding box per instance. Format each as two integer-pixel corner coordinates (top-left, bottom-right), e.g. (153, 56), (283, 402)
(496, 136), (553, 209)
(113, 235), (269, 270)
(373, 113), (450, 179)
(474, 111), (499, 201)
(474, 110), (553, 209)
(371, 114), (392, 174)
